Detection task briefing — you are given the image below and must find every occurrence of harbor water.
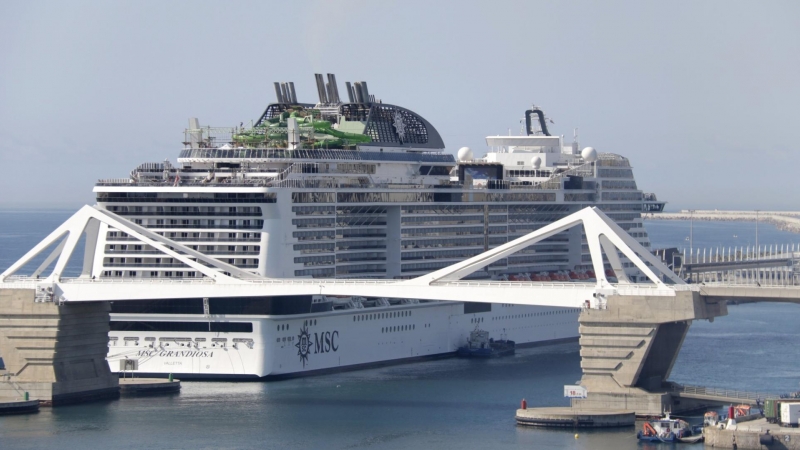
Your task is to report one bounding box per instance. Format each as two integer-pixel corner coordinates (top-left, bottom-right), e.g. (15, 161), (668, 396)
(0, 211), (798, 449)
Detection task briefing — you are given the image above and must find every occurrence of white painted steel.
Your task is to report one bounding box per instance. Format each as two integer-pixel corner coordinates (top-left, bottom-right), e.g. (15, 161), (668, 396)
(0, 206), (686, 307)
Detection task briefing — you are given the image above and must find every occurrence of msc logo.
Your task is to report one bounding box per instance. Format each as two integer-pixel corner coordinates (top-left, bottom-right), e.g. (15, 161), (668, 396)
(295, 325), (339, 367)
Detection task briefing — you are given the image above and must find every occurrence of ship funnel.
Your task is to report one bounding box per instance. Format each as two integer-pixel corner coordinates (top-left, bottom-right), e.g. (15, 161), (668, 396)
(353, 82), (364, 103)
(314, 73), (328, 103)
(288, 82), (298, 103)
(360, 81), (370, 104)
(326, 81), (334, 104)
(281, 83), (291, 105)
(326, 73), (341, 103)
(345, 81), (355, 102)
(274, 82), (284, 103)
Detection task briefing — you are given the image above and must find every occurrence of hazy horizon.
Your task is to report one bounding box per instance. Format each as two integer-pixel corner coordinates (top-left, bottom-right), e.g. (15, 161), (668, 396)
(2, 1), (798, 210)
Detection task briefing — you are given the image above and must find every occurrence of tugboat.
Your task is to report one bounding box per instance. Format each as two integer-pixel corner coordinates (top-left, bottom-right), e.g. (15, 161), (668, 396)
(457, 328), (515, 358)
(637, 412), (703, 443)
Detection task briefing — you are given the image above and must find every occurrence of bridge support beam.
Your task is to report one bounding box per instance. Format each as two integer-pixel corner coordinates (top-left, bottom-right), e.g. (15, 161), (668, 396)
(0, 289), (119, 405)
(572, 290), (727, 416)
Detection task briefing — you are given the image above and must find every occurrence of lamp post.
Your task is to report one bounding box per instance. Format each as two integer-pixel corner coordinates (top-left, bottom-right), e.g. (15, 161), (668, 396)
(755, 210), (760, 260)
(689, 210), (695, 259)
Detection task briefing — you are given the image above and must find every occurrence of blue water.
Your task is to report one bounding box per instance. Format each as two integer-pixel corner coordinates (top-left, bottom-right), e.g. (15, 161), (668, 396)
(0, 210), (84, 277)
(0, 211), (798, 449)
(644, 218), (800, 251)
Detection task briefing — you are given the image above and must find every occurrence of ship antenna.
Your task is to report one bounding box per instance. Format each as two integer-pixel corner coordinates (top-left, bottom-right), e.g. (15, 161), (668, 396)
(572, 128), (579, 155)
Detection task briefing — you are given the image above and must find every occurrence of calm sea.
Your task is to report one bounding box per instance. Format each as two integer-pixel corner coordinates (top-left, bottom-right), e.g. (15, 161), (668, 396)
(0, 212), (798, 449)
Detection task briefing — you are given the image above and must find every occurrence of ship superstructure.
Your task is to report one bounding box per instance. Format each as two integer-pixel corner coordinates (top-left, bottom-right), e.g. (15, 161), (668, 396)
(99, 74), (665, 378)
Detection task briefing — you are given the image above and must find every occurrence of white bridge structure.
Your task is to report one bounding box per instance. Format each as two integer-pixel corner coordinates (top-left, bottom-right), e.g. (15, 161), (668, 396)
(1, 206), (798, 412)
(1, 205), (685, 305)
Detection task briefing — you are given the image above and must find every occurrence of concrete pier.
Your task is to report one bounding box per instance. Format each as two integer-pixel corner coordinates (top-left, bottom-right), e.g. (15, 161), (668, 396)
(0, 289), (119, 405)
(515, 407), (635, 428)
(648, 210), (800, 233)
(704, 418), (800, 449)
(572, 290), (727, 416)
(0, 397), (40, 415)
(119, 378), (181, 396)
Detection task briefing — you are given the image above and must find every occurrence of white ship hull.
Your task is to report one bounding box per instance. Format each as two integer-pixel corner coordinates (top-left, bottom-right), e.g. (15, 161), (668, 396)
(96, 75), (664, 379)
(108, 302), (580, 378)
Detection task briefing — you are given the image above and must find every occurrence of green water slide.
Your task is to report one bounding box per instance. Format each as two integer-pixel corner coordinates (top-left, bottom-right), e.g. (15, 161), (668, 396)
(232, 114), (371, 148)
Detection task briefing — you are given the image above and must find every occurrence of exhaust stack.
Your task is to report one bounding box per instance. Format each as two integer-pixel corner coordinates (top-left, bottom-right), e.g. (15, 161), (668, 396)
(353, 82), (364, 103)
(314, 73), (328, 103)
(327, 73), (341, 103)
(281, 83), (290, 104)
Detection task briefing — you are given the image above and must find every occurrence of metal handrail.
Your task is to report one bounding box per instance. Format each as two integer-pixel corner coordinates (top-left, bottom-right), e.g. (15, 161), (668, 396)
(674, 384), (777, 401)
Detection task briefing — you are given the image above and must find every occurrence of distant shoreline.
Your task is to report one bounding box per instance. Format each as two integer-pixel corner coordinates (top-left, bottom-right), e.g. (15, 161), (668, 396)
(645, 210), (800, 234)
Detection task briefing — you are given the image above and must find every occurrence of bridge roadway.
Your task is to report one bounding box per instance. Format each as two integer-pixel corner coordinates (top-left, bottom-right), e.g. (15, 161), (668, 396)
(6, 277), (676, 307)
(683, 257), (793, 273)
(1, 205), (799, 412)
(699, 284), (800, 303)
(4, 277), (799, 306)
(670, 384), (777, 408)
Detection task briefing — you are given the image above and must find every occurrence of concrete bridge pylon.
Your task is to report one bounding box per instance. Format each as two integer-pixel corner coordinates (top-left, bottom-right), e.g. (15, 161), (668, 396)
(573, 290), (728, 415)
(0, 288), (118, 404)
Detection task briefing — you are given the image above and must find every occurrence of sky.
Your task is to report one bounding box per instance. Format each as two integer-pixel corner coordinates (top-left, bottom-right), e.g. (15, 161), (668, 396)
(1, 0), (798, 210)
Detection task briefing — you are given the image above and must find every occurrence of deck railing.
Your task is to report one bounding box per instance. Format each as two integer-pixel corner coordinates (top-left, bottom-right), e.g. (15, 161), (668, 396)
(673, 384), (777, 402)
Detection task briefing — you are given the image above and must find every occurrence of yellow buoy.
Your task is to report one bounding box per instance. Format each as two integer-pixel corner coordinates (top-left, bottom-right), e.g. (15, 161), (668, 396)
(574, 433), (579, 439)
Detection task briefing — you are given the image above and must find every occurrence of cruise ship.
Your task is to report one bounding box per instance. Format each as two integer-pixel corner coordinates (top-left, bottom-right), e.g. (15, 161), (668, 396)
(100, 74), (665, 378)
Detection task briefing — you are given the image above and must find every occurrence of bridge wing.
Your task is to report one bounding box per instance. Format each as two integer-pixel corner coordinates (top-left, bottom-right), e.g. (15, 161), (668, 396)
(405, 206), (685, 289)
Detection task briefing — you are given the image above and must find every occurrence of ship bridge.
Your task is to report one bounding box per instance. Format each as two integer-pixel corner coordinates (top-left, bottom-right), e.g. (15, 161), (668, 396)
(1, 206), (799, 412)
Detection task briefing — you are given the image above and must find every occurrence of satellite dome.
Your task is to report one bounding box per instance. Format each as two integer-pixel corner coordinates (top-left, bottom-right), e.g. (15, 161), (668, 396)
(581, 147), (598, 162)
(530, 156), (542, 169)
(457, 147), (473, 162)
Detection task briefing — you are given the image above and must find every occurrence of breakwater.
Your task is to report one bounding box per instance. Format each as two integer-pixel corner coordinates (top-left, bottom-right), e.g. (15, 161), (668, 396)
(647, 210), (800, 234)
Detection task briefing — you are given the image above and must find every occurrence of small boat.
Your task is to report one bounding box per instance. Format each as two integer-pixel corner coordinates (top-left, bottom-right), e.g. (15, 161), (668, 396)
(703, 411), (720, 427)
(637, 412), (701, 443)
(457, 328), (515, 358)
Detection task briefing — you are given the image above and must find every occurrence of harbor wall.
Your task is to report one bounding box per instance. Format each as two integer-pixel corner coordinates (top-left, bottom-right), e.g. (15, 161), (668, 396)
(646, 210), (800, 234)
(705, 424), (800, 450)
(0, 289), (119, 404)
